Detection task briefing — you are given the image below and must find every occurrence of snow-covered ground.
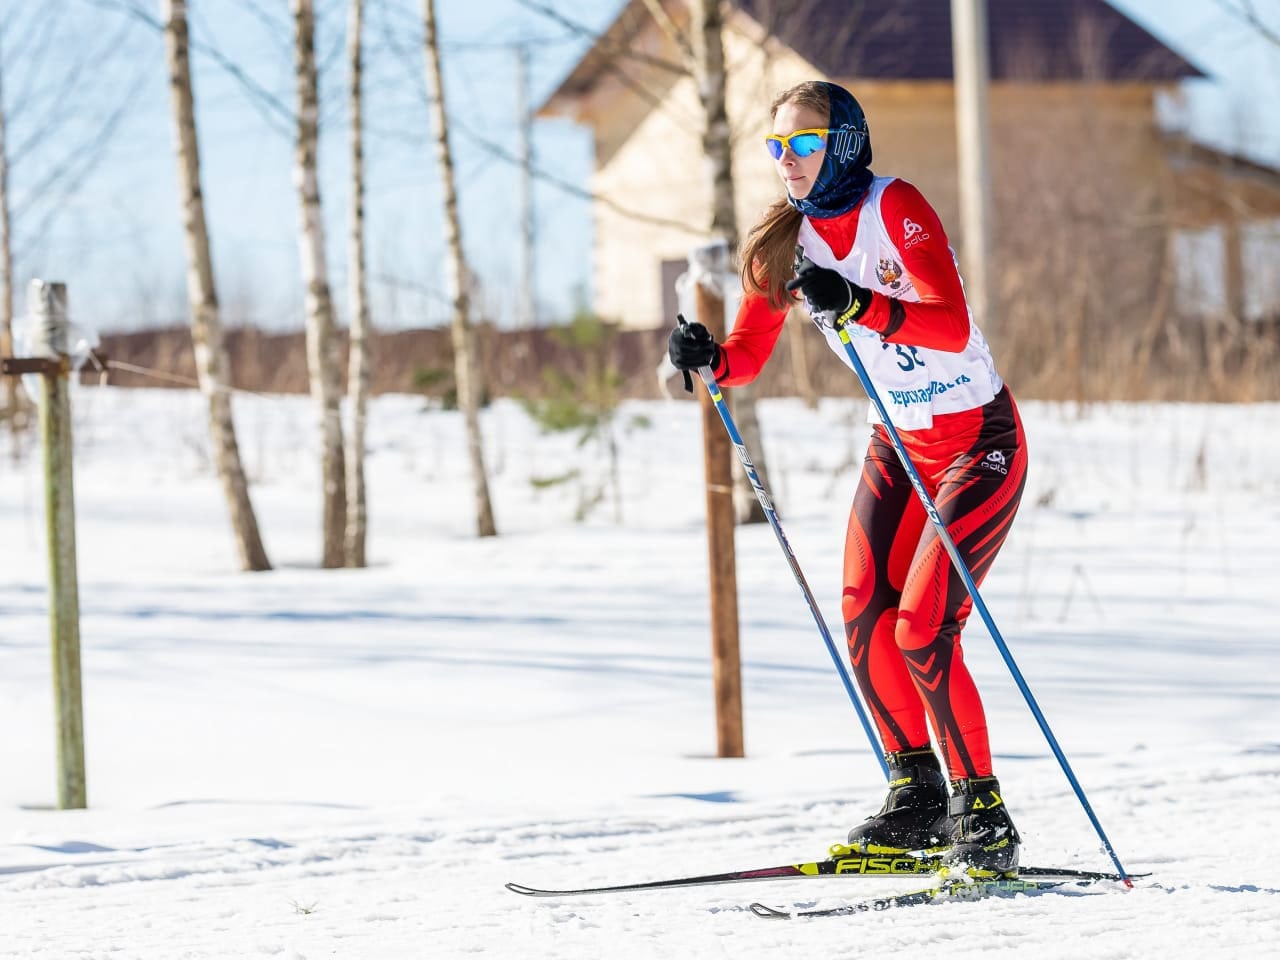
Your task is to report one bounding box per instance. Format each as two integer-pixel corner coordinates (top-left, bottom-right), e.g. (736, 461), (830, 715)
(1, 387), (1277, 958)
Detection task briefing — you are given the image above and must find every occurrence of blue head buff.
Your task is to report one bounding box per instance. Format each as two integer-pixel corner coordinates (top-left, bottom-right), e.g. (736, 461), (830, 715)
(786, 82), (874, 220)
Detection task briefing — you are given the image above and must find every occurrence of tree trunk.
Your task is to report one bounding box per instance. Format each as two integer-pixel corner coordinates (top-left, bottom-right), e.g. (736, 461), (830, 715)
(344, 0), (371, 568)
(689, 0), (770, 524)
(692, 0), (735, 254)
(421, 0), (496, 537)
(291, 0), (347, 567)
(163, 0), (270, 572)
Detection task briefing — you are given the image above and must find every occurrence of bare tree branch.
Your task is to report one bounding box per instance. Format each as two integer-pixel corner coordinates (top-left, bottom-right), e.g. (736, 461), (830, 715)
(637, 0), (696, 73)
(11, 64), (150, 263)
(7, 0), (71, 122)
(370, 0), (575, 49)
(8, 16), (136, 166)
(1216, 0), (1280, 47)
(82, 0), (295, 137)
(372, 270), (452, 304)
(516, 1), (696, 129)
(451, 116), (704, 236)
(368, 5), (703, 236)
(229, 0), (294, 57)
(515, 0), (687, 75)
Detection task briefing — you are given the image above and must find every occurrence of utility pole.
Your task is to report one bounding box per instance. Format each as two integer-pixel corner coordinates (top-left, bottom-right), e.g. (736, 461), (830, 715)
(515, 43), (535, 328)
(951, 0), (996, 334)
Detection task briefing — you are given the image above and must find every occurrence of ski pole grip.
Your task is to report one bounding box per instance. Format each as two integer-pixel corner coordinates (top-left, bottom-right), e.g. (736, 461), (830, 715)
(675, 313), (694, 393)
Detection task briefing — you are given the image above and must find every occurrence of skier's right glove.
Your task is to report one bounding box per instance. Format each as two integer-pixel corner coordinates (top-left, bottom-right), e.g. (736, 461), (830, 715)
(786, 246), (872, 329)
(667, 318), (720, 372)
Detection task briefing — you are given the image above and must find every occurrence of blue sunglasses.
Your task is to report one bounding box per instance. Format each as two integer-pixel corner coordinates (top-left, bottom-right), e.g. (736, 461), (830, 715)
(764, 128), (830, 160)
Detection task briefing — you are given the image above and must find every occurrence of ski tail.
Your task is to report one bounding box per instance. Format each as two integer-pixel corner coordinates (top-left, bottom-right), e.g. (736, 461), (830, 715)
(751, 877), (1075, 919)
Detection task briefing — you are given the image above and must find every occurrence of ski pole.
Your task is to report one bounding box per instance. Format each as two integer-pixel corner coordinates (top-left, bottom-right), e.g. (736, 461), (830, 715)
(829, 318), (1132, 885)
(677, 316), (888, 779)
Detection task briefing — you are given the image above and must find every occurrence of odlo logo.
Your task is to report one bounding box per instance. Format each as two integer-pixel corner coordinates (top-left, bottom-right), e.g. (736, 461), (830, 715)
(981, 450), (1009, 476)
(903, 218), (931, 250)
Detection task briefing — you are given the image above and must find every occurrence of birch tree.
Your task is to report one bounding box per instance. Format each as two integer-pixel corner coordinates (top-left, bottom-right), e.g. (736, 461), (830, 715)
(291, 0), (347, 567)
(162, 0), (270, 572)
(421, 0), (496, 537)
(687, 0), (736, 248)
(641, 0), (771, 523)
(700, 0), (770, 524)
(344, 0), (372, 567)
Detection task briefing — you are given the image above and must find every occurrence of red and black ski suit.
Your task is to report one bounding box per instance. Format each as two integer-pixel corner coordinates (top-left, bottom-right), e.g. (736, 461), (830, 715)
(710, 179), (1027, 781)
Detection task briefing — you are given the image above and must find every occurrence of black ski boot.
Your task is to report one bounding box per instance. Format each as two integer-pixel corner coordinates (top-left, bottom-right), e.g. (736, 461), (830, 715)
(844, 748), (950, 854)
(943, 776), (1021, 877)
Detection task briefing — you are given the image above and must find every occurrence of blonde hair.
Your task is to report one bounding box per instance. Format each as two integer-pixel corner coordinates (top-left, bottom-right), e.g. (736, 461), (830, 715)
(740, 82), (830, 310)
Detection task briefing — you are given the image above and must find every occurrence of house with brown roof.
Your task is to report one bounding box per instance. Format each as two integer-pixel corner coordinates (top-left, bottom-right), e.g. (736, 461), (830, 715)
(541, 0), (1280, 399)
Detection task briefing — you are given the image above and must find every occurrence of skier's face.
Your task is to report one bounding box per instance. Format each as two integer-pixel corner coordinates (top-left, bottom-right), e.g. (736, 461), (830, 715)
(770, 102), (827, 200)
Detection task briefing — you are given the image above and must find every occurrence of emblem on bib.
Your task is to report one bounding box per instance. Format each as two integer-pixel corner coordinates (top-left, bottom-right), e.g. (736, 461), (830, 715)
(876, 257), (904, 289)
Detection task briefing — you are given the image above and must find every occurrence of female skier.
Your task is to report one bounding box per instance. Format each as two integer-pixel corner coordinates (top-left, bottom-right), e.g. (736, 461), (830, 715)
(667, 81), (1027, 876)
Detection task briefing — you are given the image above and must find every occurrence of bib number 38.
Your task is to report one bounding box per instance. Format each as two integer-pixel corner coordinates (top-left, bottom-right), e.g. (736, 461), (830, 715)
(883, 342), (926, 371)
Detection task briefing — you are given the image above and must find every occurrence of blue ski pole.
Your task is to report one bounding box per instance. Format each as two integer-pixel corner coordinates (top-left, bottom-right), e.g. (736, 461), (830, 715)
(827, 315), (1132, 885)
(677, 316), (888, 780)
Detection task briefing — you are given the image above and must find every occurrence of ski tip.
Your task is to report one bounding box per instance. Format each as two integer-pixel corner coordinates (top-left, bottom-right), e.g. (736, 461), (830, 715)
(505, 882), (544, 897)
(749, 902), (792, 920)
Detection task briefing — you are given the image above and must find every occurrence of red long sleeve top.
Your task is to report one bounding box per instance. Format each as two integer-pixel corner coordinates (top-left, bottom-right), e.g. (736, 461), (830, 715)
(715, 179), (971, 387)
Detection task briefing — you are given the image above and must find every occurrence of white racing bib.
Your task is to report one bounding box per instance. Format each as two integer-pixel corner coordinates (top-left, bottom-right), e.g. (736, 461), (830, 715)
(797, 177), (1002, 430)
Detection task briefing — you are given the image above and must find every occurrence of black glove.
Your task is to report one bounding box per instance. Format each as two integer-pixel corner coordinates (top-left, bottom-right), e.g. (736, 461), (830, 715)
(667, 318), (720, 371)
(785, 247), (872, 328)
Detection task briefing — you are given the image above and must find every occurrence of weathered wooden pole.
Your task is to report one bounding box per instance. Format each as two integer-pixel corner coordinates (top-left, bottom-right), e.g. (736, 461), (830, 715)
(31, 280), (86, 809)
(691, 244), (743, 758)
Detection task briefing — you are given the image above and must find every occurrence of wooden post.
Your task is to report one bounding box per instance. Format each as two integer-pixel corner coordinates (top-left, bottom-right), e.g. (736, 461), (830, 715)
(691, 245), (743, 758)
(30, 280), (87, 810)
(1224, 219), (1245, 323)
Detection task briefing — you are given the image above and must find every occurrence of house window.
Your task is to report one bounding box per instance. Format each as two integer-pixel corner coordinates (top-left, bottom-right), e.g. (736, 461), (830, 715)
(661, 258), (685, 326)
(1243, 219), (1280, 321)
(1173, 221), (1280, 321)
(1172, 227), (1226, 317)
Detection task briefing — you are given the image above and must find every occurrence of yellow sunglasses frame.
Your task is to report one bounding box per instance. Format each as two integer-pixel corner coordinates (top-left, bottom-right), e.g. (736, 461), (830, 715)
(764, 128), (830, 158)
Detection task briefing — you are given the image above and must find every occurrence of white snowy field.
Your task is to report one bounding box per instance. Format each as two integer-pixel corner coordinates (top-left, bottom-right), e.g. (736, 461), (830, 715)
(1, 385), (1278, 959)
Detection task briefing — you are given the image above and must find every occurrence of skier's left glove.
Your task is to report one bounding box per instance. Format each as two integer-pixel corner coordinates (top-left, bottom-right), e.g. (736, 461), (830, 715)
(785, 247), (872, 328)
